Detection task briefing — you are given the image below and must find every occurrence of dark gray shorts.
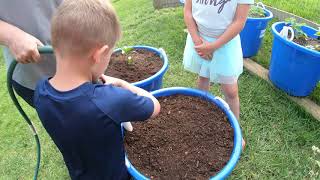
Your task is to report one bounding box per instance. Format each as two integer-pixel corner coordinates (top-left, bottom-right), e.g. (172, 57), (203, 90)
(12, 80), (35, 107)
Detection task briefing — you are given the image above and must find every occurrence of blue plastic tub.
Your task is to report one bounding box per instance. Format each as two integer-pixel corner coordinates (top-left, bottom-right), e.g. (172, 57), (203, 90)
(269, 22), (320, 96)
(125, 87), (243, 180)
(240, 7), (273, 57)
(21, 45), (168, 92)
(113, 46), (169, 92)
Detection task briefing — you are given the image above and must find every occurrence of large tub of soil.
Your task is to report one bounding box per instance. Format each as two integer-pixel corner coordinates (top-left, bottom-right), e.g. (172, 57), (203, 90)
(105, 46), (169, 92)
(124, 87), (243, 180)
(269, 22), (320, 96)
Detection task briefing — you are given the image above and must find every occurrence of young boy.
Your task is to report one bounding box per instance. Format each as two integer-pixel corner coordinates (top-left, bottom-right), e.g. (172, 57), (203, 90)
(34, 0), (160, 179)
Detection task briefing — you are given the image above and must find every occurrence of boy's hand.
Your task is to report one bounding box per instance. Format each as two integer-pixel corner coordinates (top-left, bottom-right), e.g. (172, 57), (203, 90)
(122, 122), (133, 132)
(100, 75), (125, 87)
(8, 28), (44, 64)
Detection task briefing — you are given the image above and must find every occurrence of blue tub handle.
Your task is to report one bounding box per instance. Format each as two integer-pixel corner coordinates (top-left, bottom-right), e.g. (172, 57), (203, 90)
(159, 48), (167, 60)
(256, 2), (266, 9)
(214, 97), (230, 110)
(280, 26), (295, 41)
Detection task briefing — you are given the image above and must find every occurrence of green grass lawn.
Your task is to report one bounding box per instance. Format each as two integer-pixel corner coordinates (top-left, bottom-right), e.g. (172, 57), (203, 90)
(1, 0), (320, 179)
(261, 0), (320, 24)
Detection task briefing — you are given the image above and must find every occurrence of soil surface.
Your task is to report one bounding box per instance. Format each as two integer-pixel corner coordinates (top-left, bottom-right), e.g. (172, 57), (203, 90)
(105, 49), (163, 83)
(124, 95), (234, 180)
(293, 37), (320, 52)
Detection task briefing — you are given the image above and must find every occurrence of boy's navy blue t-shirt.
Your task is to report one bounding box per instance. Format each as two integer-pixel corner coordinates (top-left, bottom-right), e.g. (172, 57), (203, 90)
(34, 78), (154, 180)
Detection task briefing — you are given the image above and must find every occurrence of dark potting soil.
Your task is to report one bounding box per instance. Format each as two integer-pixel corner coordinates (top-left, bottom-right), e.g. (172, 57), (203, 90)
(124, 95), (234, 180)
(105, 49), (163, 83)
(308, 39), (320, 51)
(293, 37), (320, 51)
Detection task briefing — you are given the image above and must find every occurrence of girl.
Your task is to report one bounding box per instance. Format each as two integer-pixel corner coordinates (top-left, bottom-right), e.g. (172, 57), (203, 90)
(183, 0), (253, 148)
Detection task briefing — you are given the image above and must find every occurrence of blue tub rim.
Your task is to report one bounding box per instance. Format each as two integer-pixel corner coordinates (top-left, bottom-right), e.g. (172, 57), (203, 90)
(271, 22), (320, 57)
(125, 87), (243, 180)
(247, 6), (273, 21)
(113, 45), (169, 87)
(21, 45), (169, 87)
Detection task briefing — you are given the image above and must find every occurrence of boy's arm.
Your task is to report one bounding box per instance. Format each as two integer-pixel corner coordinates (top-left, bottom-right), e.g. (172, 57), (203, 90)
(116, 80), (160, 118)
(0, 20), (43, 64)
(194, 4), (251, 55)
(100, 75), (160, 118)
(184, 0), (202, 46)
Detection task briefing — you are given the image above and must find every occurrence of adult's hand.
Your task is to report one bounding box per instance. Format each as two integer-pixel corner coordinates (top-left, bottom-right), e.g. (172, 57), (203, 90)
(0, 20), (44, 64)
(8, 29), (44, 64)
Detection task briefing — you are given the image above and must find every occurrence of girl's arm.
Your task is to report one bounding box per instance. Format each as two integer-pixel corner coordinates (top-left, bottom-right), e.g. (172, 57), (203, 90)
(212, 4), (250, 49)
(100, 75), (160, 118)
(184, 0), (202, 46)
(195, 4), (250, 55)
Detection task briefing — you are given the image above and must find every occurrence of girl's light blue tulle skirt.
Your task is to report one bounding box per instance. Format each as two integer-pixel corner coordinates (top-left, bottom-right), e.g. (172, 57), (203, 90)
(183, 33), (243, 84)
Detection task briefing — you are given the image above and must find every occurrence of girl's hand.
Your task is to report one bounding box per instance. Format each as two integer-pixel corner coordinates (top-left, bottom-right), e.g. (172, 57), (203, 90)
(194, 39), (215, 60)
(192, 36), (203, 46)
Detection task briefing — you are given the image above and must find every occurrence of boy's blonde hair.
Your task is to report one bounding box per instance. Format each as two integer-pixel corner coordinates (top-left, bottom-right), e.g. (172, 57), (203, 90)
(51, 0), (121, 57)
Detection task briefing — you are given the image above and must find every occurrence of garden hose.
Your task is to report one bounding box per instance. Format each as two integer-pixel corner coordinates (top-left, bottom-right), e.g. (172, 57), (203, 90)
(6, 46), (53, 180)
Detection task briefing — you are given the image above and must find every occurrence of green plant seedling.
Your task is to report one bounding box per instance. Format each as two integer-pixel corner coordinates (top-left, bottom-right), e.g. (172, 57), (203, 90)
(285, 17), (308, 40)
(121, 46), (134, 55)
(121, 46), (135, 65)
(249, 6), (265, 18)
(127, 56), (134, 65)
(315, 30), (320, 40)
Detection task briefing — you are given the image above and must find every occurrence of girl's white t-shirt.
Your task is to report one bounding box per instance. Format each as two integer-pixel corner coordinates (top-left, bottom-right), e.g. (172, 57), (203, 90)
(192, 0), (254, 37)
